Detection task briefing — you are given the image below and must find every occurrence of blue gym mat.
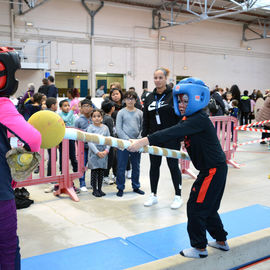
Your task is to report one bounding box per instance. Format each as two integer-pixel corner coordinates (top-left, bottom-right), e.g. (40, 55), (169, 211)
(126, 204), (270, 259)
(22, 204), (270, 270)
(21, 238), (156, 270)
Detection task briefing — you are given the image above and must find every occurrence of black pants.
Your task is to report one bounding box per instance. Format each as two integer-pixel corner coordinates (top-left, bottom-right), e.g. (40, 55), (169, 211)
(104, 147), (117, 177)
(187, 164), (228, 249)
(47, 148), (58, 176)
(248, 112), (254, 124)
(149, 148), (182, 196)
(91, 169), (104, 191)
(240, 112), (249, 126)
(59, 140), (78, 173)
(261, 125), (270, 140)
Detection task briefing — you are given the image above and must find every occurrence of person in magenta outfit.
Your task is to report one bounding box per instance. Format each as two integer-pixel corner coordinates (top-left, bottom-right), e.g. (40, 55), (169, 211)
(67, 88), (80, 115)
(0, 47), (41, 270)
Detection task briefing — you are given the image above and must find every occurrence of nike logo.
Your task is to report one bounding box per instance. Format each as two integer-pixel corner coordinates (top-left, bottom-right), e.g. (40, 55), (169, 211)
(148, 101), (168, 111)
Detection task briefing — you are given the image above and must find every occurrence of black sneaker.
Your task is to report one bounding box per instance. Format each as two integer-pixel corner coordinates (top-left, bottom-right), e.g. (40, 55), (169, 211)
(133, 188), (145, 195)
(14, 188), (22, 197)
(20, 187), (30, 198)
(92, 190), (101, 197)
(98, 190), (106, 196)
(116, 190), (123, 197)
(260, 141), (267, 144)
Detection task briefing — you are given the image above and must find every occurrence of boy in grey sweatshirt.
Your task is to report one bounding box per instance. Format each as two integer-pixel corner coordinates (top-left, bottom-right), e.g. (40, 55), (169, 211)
(74, 99), (93, 191)
(115, 90), (145, 197)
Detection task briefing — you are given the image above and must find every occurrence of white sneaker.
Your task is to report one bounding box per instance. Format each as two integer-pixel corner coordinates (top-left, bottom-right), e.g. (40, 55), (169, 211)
(111, 175), (116, 183)
(103, 177), (114, 185)
(126, 170), (132, 179)
(208, 240), (230, 251)
(170, 195), (183, 209)
(144, 193), (158, 207)
(80, 186), (88, 192)
(44, 185), (55, 193)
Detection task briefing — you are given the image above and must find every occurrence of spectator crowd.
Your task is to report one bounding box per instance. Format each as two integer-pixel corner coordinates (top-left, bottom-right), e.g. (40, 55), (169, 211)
(12, 74), (270, 205)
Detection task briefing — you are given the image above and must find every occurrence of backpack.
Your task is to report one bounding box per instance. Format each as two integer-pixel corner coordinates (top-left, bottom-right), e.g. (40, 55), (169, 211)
(208, 97), (219, 114)
(14, 188), (34, 209)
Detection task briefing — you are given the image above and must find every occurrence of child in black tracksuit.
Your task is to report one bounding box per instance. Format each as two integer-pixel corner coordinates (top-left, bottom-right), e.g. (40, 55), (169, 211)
(128, 77), (229, 258)
(148, 110), (228, 254)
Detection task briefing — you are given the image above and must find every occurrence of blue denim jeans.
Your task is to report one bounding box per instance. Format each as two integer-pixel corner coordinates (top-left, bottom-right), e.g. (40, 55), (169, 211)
(116, 149), (141, 191)
(79, 148), (89, 188)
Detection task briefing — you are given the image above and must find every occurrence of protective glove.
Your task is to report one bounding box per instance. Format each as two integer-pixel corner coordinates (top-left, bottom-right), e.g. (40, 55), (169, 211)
(6, 147), (41, 182)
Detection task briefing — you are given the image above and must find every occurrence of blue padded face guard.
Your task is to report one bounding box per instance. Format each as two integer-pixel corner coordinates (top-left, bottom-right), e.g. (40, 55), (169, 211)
(173, 77), (210, 117)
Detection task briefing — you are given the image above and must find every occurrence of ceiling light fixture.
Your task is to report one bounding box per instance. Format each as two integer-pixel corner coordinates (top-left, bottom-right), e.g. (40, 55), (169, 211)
(71, 42), (76, 65)
(108, 47), (114, 67)
(25, 22), (34, 27)
(160, 36), (166, 41)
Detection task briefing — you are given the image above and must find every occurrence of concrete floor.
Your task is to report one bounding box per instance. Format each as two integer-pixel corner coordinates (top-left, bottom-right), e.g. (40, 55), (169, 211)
(17, 130), (270, 268)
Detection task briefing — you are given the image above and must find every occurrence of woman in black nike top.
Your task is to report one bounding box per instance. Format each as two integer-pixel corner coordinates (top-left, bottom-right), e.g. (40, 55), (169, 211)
(142, 68), (182, 209)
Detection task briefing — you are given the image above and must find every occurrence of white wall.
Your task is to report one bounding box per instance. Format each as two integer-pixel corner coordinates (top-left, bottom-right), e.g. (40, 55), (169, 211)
(16, 69), (44, 97)
(1, 0), (270, 97)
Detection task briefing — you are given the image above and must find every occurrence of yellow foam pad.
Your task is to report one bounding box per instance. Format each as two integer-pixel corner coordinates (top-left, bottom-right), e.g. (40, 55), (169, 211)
(18, 153), (33, 166)
(28, 110), (65, 149)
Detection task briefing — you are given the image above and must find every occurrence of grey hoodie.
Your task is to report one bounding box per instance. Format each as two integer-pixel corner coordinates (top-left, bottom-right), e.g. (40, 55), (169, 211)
(75, 115), (92, 149)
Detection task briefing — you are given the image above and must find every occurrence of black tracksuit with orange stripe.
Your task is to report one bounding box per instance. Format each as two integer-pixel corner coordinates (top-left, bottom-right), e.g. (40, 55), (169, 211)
(148, 109), (228, 249)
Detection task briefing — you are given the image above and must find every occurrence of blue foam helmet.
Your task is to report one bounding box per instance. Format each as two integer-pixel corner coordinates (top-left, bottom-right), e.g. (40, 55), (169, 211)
(173, 77), (210, 117)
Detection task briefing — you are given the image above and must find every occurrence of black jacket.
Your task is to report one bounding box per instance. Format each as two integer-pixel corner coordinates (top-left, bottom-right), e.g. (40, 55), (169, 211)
(148, 110), (226, 170)
(212, 91), (225, 116)
(47, 84), (58, 98)
(240, 95), (251, 113)
(38, 85), (49, 96)
(141, 90), (151, 106)
(142, 86), (180, 137)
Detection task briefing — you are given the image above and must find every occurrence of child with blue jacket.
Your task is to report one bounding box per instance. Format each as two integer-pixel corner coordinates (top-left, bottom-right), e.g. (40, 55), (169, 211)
(58, 99), (79, 192)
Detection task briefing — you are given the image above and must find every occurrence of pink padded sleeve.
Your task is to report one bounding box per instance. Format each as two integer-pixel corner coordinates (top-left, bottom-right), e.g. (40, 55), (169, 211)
(0, 98), (41, 152)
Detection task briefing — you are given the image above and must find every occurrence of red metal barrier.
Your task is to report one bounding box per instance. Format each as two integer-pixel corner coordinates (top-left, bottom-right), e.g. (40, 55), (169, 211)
(16, 139), (85, 202)
(179, 116), (240, 177)
(14, 116), (240, 198)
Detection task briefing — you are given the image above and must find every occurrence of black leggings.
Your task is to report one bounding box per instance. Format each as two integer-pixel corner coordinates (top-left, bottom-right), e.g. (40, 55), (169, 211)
(91, 169), (104, 191)
(149, 154), (182, 196)
(59, 140), (78, 173)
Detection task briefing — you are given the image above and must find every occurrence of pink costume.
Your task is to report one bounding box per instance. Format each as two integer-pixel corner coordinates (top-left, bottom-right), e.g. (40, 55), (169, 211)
(0, 97), (41, 270)
(0, 97), (41, 152)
